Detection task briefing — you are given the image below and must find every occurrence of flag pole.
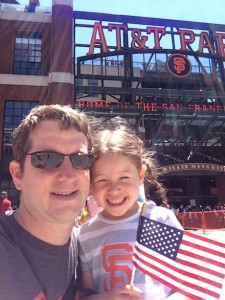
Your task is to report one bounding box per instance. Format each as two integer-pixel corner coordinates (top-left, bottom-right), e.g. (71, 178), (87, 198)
(140, 202), (147, 216)
(130, 202), (147, 286)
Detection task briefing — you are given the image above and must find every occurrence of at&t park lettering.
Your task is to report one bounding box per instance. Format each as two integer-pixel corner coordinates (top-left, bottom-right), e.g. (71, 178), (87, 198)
(77, 100), (225, 113)
(88, 22), (225, 57)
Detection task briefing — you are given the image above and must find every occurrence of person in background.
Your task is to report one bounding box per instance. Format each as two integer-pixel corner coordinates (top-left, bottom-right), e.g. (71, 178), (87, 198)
(86, 194), (101, 217)
(178, 203), (185, 213)
(78, 117), (190, 300)
(145, 194), (156, 206)
(78, 200), (92, 226)
(161, 199), (171, 209)
(170, 204), (179, 216)
(0, 191), (12, 215)
(137, 183), (145, 202)
(78, 195), (101, 226)
(0, 104), (94, 300)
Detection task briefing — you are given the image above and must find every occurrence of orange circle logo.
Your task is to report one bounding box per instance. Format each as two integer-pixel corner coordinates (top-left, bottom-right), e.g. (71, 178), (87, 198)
(166, 54), (192, 78)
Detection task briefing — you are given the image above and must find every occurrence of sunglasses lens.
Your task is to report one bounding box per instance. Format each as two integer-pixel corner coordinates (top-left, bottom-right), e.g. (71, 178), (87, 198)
(70, 154), (94, 170)
(30, 152), (62, 169)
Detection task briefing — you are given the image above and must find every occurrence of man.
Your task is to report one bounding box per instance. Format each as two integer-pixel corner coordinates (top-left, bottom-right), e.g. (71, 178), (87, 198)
(0, 191), (12, 215)
(0, 104), (94, 300)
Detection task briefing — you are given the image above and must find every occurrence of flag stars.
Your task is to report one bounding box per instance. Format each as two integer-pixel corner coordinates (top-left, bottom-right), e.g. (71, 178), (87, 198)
(137, 217), (183, 261)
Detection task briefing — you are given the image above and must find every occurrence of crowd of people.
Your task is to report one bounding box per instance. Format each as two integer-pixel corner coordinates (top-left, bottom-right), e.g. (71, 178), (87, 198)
(0, 104), (222, 299)
(177, 203), (225, 213)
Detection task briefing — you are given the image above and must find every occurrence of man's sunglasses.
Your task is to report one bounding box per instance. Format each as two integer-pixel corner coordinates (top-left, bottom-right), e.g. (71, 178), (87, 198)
(27, 151), (95, 170)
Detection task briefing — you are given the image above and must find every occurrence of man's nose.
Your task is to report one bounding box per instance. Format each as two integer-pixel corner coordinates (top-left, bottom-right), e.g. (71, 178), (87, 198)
(57, 156), (78, 179)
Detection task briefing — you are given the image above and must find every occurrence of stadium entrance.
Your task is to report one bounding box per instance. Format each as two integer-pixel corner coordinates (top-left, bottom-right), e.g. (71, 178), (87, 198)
(73, 11), (225, 208)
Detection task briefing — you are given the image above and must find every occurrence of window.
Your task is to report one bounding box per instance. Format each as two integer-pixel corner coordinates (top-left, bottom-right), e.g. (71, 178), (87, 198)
(75, 78), (83, 98)
(87, 79), (98, 98)
(88, 79), (98, 86)
(3, 101), (38, 149)
(13, 32), (42, 75)
(75, 78), (83, 86)
(1, 101), (38, 205)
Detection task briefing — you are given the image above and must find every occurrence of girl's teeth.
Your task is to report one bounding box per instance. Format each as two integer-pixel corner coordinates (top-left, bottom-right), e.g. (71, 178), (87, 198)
(108, 198), (124, 204)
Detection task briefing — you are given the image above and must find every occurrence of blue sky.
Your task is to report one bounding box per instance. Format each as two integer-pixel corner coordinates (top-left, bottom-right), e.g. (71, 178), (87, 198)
(18, 0), (225, 24)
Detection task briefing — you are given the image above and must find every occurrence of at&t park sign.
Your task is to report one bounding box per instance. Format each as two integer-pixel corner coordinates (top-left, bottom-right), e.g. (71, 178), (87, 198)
(74, 13), (225, 114)
(87, 22), (225, 57)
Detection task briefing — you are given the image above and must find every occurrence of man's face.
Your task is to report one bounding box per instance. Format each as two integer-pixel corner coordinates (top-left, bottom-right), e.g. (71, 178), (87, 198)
(10, 120), (90, 226)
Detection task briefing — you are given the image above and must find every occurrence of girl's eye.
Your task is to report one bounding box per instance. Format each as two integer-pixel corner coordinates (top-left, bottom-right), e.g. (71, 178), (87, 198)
(96, 179), (106, 183)
(120, 176), (129, 180)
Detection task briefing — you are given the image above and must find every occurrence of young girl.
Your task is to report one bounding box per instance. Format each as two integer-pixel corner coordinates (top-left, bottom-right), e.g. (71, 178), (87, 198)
(78, 117), (190, 300)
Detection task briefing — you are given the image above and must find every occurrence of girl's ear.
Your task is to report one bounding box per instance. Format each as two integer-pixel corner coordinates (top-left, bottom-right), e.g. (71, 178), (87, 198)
(9, 160), (23, 191)
(139, 165), (147, 184)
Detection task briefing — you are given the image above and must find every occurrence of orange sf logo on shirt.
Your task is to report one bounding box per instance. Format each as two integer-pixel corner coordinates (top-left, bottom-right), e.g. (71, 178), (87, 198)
(102, 243), (133, 291)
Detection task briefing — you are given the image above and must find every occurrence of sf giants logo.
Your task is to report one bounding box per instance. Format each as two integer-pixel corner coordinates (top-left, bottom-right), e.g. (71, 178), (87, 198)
(173, 57), (185, 74)
(166, 53), (192, 78)
(102, 243), (133, 291)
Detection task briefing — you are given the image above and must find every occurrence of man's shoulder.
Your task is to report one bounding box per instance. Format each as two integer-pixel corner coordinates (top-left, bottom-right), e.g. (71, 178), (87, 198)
(0, 214), (17, 242)
(0, 215), (20, 266)
(0, 213), (12, 225)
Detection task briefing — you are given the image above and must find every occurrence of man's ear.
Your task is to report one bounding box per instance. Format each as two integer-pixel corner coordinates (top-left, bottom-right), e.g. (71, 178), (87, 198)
(139, 165), (147, 184)
(9, 160), (22, 191)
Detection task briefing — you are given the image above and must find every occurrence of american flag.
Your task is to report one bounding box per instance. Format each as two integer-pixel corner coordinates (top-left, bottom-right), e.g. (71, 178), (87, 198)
(132, 215), (225, 300)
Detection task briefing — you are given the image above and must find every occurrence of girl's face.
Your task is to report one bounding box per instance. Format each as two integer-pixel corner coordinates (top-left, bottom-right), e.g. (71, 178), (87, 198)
(90, 152), (145, 219)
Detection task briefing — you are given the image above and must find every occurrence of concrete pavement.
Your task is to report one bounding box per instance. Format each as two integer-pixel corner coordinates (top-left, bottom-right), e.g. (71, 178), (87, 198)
(187, 228), (225, 242)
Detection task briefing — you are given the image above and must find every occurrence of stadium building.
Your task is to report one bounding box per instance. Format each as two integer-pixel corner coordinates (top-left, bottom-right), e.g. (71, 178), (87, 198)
(1, 0), (225, 208)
